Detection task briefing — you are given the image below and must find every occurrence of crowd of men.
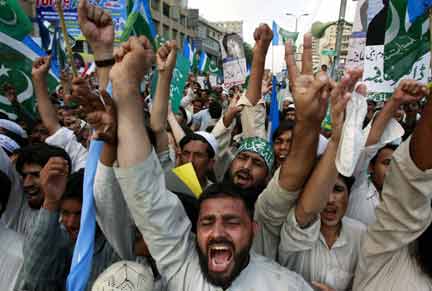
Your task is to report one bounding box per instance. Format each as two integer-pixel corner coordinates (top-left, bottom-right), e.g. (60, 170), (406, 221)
(1, 0), (432, 290)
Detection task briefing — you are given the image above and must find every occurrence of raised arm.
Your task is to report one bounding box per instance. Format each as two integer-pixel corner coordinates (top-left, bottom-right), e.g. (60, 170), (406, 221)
(253, 34), (331, 258)
(78, 0), (114, 90)
(366, 80), (423, 146)
(246, 24), (272, 106)
(110, 36), (193, 281)
(294, 74), (355, 226)
(410, 85), (432, 170)
(354, 81), (432, 289)
(18, 157), (70, 290)
(279, 34), (329, 191)
(150, 41), (177, 153)
(31, 56), (61, 135)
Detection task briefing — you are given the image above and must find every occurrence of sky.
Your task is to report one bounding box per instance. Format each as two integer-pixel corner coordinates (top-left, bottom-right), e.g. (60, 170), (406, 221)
(188, 0), (357, 45)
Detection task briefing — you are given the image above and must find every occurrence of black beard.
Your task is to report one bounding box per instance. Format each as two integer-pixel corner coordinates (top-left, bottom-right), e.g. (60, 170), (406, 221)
(223, 170), (266, 206)
(196, 238), (251, 289)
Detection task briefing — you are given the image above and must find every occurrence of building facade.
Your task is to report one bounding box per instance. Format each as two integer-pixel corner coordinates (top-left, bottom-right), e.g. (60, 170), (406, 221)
(212, 21), (243, 38)
(312, 20), (353, 70)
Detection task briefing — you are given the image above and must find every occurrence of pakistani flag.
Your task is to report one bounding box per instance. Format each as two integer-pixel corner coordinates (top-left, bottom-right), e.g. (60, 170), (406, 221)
(0, 33), (59, 119)
(272, 21), (299, 46)
(208, 59), (220, 75)
(121, 0), (157, 47)
(0, 0), (32, 41)
(384, 0), (430, 83)
(198, 51), (210, 73)
(0, 0), (58, 119)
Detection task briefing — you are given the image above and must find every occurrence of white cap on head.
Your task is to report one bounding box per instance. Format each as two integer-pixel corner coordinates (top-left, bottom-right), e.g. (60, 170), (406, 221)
(0, 119), (27, 138)
(0, 134), (20, 153)
(92, 261), (154, 291)
(195, 131), (219, 157)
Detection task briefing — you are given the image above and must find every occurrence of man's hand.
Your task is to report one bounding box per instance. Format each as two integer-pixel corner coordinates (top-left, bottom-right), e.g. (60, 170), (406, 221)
(253, 24), (273, 55)
(78, 0), (114, 60)
(32, 56), (51, 82)
(110, 36), (155, 90)
(285, 33), (330, 124)
(223, 95), (243, 127)
(157, 41), (177, 77)
(41, 157), (69, 211)
(392, 79), (428, 105)
(261, 72), (272, 96)
(87, 90), (117, 144)
(311, 282), (336, 291)
(3, 84), (17, 103)
(329, 76), (352, 142)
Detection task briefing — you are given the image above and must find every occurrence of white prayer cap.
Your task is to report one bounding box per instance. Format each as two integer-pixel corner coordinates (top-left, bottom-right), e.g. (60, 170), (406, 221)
(92, 261), (154, 291)
(0, 134), (20, 154)
(195, 131), (219, 157)
(0, 119), (27, 138)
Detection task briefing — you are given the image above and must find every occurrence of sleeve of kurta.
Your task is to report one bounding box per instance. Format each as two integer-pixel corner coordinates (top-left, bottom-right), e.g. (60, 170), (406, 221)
(211, 117), (235, 181)
(114, 149), (194, 281)
(18, 208), (70, 290)
(278, 207), (320, 265)
(347, 118), (404, 224)
(94, 161), (136, 261)
(360, 137), (432, 271)
(237, 93), (267, 139)
(253, 168), (301, 259)
(45, 126), (88, 172)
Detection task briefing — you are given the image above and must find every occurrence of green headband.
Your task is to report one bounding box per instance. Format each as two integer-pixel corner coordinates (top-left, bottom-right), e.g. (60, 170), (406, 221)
(235, 137), (275, 171)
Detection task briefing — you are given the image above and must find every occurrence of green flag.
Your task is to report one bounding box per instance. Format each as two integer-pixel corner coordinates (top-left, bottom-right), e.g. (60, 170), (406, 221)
(151, 52), (190, 113)
(0, 0), (32, 40)
(279, 26), (299, 43)
(208, 59), (220, 75)
(0, 33), (58, 119)
(384, 0), (430, 83)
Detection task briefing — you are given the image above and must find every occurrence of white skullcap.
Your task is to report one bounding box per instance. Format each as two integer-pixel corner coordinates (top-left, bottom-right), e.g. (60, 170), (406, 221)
(0, 134), (20, 153)
(92, 261), (154, 291)
(195, 131), (219, 156)
(0, 119), (27, 138)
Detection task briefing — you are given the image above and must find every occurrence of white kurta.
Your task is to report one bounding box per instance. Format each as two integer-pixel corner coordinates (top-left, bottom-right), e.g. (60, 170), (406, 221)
(0, 222), (24, 291)
(113, 149), (312, 291)
(353, 137), (432, 291)
(278, 209), (366, 290)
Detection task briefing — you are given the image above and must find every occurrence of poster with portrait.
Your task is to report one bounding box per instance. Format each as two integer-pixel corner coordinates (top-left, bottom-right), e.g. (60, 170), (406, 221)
(36, 0), (127, 42)
(220, 33), (247, 88)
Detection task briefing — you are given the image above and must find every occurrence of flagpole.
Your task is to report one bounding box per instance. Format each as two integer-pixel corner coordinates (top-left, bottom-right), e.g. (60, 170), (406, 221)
(56, 0), (77, 77)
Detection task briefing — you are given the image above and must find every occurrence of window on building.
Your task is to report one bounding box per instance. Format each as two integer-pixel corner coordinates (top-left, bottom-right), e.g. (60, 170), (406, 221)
(154, 20), (160, 35)
(173, 29), (178, 43)
(163, 25), (170, 40)
(151, 0), (159, 10)
(163, 2), (170, 17)
(180, 14), (186, 25)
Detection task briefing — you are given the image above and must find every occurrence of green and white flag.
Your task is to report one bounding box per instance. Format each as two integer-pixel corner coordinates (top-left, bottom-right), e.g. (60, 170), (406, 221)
(198, 51), (210, 73)
(0, 0), (58, 119)
(0, 33), (59, 119)
(0, 0), (32, 41)
(121, 0), (157, 47)
(208, 59), (220, 75)
(384, 0), (430, 83)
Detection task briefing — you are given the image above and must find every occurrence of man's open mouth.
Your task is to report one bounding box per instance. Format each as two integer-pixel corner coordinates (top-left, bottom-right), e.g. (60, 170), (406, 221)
(208, 244), (234, 273)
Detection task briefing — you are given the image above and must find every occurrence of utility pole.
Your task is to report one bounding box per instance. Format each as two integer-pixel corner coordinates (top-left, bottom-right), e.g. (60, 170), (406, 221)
(332, 0), (348, 79)
(286, 13), (310, 33)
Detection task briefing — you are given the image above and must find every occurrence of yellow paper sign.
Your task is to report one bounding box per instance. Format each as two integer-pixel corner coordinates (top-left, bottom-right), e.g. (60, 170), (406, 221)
(172, 163), (203, 198)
